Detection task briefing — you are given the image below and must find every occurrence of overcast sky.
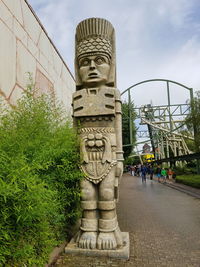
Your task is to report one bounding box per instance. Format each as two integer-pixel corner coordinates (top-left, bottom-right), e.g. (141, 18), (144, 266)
(28, 0), (200, 107)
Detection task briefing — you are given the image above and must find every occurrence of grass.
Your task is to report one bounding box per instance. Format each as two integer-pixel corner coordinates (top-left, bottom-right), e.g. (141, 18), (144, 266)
(176, 174), (200, 189)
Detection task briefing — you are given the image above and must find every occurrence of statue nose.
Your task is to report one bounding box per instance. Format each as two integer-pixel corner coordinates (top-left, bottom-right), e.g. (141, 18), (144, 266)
(89, 60), (96, 70)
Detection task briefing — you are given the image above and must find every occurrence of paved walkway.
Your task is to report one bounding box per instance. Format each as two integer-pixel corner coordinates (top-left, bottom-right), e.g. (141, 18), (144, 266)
(54, 173), (200, 267)
(164, 178), (200, 199)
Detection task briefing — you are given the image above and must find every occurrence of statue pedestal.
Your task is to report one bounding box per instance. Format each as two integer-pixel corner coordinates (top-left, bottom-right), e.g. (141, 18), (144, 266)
(65, 232), (129, 260)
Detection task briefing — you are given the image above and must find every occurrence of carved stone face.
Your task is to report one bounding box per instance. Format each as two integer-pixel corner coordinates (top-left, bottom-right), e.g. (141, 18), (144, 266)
(78, 54), (110, 87)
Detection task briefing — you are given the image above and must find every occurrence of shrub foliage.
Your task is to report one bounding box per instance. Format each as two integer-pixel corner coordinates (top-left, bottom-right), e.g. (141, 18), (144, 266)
(122, 101), (137, 159)
(176, 175), (200, 189)
(185, 90), (200, 152)
(0, 82), (82, 266)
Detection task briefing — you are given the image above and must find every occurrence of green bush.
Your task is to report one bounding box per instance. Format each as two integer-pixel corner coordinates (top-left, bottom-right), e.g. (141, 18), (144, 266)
(176, 175), (200, 188)
(0, 82), (82, 266)
(173, 165), (196, 175)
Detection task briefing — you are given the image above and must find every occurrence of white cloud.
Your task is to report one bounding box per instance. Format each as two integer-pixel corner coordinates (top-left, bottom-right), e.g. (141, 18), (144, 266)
(158, 35), (200, 90)
(28, 0), (200, 104)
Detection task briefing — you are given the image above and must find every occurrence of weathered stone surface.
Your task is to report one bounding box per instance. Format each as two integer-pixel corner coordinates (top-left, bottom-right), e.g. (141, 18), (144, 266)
(0, 1), (14, 30)
(0, 20), (16, 98)
(1, 0), (75, 111)
(35, 69), (54, 96)
(21, 0), (41, 44)
(16, 40), (37, 89)
(65, 232), (129, 259)
(4, 0), (23, 25)
(9, 84), (24, 106)
(69, 17), (127, 257)
(73, 88), (116, 117)
(13, 19), (28, 47)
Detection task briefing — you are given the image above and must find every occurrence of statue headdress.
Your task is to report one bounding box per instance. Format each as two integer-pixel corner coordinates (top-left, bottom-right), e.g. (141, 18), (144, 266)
(75, 18), (116, 89)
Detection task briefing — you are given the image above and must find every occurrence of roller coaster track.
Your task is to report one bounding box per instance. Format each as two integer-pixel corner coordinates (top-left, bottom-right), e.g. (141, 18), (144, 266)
(141, 117), (194, 141)
(121, 79), (195, 162)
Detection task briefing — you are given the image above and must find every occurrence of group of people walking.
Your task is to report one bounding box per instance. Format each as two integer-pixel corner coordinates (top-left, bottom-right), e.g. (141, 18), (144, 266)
(155, 166), (175, 183)
(127, 164), (175, 183)
(128, 164), (154, 182)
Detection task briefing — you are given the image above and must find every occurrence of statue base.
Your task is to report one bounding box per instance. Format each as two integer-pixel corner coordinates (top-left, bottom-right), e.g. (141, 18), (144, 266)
(65, 232), (129, 260)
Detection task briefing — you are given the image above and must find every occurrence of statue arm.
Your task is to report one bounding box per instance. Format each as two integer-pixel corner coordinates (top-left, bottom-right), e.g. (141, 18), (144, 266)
(115, 89), (124, 179)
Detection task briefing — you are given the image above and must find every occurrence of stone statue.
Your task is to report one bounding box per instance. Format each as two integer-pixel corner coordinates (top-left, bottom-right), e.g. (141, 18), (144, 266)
(72, 18), (124, 250)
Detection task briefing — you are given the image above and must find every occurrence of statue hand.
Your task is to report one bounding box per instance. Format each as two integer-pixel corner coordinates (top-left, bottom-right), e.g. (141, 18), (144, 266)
(115, 161), (123, 178)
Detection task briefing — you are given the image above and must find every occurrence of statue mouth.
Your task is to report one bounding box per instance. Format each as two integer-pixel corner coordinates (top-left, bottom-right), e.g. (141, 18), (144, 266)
(88, 72), (98, 78)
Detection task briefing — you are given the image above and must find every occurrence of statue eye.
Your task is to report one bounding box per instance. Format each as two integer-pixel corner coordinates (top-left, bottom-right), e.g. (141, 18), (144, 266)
(79, 59), (90, 67)
(95, 57), (106, 65)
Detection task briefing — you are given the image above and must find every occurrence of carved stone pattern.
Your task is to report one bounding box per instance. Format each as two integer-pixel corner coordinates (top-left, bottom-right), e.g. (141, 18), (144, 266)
(80, 116), (114, 122)
(77, 38), (112, 57)
(80, 160), (117, 184)
(111, 147), (116, 152)
(79, 127), (115, 134)
(76, 18), (113, 43)
(87, 151), (103, 160)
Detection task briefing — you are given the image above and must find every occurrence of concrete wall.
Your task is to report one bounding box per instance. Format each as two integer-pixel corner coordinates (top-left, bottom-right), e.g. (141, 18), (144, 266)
(0, 0), (75, 112)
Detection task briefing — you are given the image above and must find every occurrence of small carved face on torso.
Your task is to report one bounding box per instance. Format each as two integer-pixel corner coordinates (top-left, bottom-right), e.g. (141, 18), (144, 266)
(78, 54), (110, 88)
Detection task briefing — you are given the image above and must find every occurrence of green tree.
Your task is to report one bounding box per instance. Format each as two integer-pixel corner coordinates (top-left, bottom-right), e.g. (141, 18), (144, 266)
(122, 101), (137, 159)
(185, 91), (200, 152)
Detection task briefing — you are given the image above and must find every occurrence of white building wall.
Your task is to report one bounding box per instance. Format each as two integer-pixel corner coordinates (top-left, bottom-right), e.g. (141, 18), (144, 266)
(0, 0), (75, 113)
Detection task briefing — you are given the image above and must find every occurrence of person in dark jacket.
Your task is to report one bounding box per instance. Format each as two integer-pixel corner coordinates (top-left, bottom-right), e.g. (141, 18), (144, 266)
(149, 165), (154, 180)
(141, 165), (147, 183)
(156, 166), (162, 182)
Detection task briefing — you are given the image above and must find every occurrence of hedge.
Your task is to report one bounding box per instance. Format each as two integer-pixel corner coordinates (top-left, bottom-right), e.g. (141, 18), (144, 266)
(176, 175), (200, 189)
(0, 82), (82, 266)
